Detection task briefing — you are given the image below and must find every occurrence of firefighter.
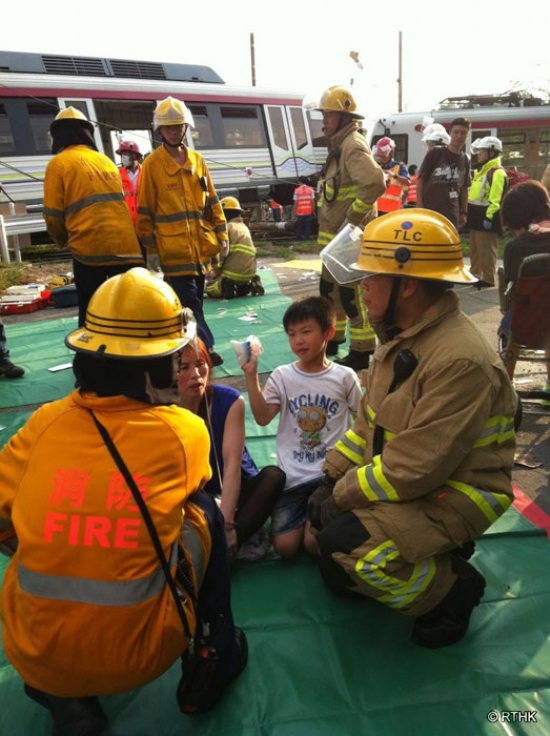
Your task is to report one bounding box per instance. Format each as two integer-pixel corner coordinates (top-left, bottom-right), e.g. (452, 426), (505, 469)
(0, 268), (247, 734)
(44, 107), (144, 326)
(116, 140), (143, 223)
(137, 97), (228, 367)
(372, 136), (410, 215)
(315, 85), (386, 372)
(205, 196), (264, 298)
(308, 208), (517, 648)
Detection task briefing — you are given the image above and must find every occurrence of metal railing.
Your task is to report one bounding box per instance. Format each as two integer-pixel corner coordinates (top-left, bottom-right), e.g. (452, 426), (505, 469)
(0, 205), (46, 263)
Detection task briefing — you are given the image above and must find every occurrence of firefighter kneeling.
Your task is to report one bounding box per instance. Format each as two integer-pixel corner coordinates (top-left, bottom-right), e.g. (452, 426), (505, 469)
(0, 268), (247, 735)
(205, 196), (264, 299)
(307, 209), (517, 648)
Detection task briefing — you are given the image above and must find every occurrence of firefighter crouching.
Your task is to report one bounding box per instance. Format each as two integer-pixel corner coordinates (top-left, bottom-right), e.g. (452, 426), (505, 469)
(307, 209), (517, 648)
(205, 196), (265, 298)
(313, 85), (386, 372)
(0, 268), (247, 735)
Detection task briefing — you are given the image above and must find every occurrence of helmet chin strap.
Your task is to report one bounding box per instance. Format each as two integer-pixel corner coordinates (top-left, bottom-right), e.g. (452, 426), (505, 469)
(160, 124), (188, 149)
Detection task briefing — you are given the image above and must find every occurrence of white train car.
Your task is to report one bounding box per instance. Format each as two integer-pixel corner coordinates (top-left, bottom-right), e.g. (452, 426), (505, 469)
(0, 50), (327, 210)
(371, 94), (550, 178)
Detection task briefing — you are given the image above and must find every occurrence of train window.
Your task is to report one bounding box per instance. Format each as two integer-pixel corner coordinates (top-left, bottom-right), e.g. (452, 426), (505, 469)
(62, 100), (89, 117)
(0, 104), (16, 154)
(289, 107), (307, 150)
(267, 107), (288, 150)
(27, 102), (56, 153)
(220, 106), (265, 147)
(499, 128), (527, 166)
(307, 111), (326, 147)
(188, 105), (214, 148)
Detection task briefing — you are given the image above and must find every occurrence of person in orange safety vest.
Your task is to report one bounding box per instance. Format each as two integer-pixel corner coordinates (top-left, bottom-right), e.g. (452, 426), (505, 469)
(0, 268), (248, 735)
(292, 176), (316, 239)
(373, 137), (410, 215)
(116, 140), (143, 223)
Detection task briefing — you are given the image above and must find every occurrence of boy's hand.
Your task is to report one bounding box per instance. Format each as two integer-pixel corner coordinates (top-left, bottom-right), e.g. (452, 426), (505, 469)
(241, 352), (259, 376)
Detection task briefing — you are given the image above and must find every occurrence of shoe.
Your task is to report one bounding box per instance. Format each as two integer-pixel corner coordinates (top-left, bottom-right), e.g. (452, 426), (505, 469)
(250, 276), (265, 296)
(236, 527), (270, 561)
(412, 557), (486, 649)
(24, 685), (108, 736)
(209, 350), (224, 367)
(475, 280), (494, 290)
(326, 340), (340, 357)
(178, 627), (248, 715)
(334, 350), (371, 371)
(220, 279), (237, 299)
(0, 361), (24, 378)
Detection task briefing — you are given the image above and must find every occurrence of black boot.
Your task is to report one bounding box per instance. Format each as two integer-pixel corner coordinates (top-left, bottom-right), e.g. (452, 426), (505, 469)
(0, 361), (25, 378)
(250, 276), (265, 296)
(412, 557), (486, 649)
(24, 685), (107, 736)
(334, 350), (371, 371)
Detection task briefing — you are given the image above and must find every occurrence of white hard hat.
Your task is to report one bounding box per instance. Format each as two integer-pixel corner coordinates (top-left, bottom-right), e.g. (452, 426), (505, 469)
(470, 138), (483, 155)
(421, 123), (450, 145)
(474, 136), (503, 153)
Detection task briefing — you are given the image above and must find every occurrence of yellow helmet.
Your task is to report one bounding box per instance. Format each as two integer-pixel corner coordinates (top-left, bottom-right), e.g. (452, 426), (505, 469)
(51, 106), (94, 136)
(353, 209), (477, 284)
(221, 196), (242, 212)
(66, 268), (194, 358)
(317, 86), (363, 119)
(153, 96), (192, 128)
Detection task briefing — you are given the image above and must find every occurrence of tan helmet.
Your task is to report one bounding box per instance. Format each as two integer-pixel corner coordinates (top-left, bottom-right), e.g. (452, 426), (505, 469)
(66, 268), (195, 358)
(353, 209), (477, 283)
(221, 196), (243, 212)
(51, 106), (94, 136)
(153, 97), (193, 129)
(317, 86), (363, 119)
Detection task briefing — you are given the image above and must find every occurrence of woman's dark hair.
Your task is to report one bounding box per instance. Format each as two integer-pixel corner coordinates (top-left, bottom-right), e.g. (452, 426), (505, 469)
(502, 180), (550, 230)
(283, 296), (335, 333)
(73, 352), (173, 401)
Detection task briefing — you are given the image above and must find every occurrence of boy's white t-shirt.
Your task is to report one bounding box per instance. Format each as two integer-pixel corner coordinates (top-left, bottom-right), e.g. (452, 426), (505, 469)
(262, 361), (362, 490)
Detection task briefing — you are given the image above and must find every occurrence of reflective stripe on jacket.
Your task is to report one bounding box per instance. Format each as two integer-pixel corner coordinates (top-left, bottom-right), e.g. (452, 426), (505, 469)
(324, 291), (516, 530)
(468, 157), (508, 221)
(317, 121), (386, 247)
(119, 165), (141, 222)
(0, 391), (211, 697)
(377, 164), (406, 213)
(137, 146), (227, 277)
(43, 145), (143, 267)
(220, 219), (257, 281)
(294, 184), (315, 216)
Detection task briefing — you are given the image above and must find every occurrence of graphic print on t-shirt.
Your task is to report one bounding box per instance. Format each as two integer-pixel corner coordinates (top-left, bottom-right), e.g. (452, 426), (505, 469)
(289, 391), (341, 463)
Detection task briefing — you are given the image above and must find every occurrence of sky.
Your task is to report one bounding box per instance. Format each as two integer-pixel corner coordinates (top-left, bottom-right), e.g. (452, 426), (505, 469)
(4, 0), (549, 123)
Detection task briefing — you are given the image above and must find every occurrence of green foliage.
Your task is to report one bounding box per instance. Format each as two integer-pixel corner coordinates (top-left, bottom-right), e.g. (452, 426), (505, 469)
(0, 263), (27, 293)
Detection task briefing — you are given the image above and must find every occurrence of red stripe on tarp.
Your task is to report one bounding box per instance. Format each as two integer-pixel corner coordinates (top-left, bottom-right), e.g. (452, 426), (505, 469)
(513, 485), (550, 537)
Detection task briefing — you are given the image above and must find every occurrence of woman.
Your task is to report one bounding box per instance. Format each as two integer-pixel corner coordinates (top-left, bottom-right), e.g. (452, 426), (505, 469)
(500, 180), (550, 395)
(179, 338), (285, 556)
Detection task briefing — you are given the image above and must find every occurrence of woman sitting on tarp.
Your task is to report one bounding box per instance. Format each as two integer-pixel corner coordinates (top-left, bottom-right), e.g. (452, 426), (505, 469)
(178, 337), (285, 559)
(205, 197), (265, 299)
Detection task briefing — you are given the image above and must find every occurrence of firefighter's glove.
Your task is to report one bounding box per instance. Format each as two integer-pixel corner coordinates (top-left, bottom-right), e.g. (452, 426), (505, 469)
(308, 476), (336, 531)
(482, 218), (492, 231)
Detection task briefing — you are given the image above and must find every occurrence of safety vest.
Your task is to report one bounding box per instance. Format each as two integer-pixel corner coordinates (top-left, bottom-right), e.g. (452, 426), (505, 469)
(119, 165), (141, 222)
(294, 185), (315, 216)
(407, 175), (417, 205)
(376, 164), (405, 214)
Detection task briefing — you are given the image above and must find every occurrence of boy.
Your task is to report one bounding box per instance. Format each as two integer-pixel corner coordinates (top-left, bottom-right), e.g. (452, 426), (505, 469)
(205, 196), (264, 299)
(242, 296), (362, 558)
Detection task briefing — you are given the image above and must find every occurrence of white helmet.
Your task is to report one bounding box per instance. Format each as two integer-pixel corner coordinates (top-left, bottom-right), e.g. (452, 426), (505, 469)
(473, 136), (503, 153)
(421, 123), (450, 145)
(470, 138), (484, 155)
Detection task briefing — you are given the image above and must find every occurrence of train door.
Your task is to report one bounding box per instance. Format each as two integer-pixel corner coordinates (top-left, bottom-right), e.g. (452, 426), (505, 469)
(286, 106), (322, 177)
(57, 98), (104, 153)
(265, 105), (299, 180)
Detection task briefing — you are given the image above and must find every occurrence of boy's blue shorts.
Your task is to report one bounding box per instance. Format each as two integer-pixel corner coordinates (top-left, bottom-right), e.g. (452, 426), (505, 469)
(271, 476), (324, 535)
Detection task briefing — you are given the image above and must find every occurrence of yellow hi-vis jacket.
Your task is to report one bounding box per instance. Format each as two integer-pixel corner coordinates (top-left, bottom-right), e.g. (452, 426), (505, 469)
(43, 145), (143, 267)
(221, 219), (257, 282)
(468, 157), (507, 222)
(324, 291), (516, 546)
(0, 391), (211, 697)
(317, 121), (386, 247)
(137, 146), (228, 277)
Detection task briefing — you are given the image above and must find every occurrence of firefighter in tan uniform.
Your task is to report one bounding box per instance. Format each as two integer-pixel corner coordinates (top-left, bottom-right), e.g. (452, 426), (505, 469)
(0, 269), (247, 734)
(315, 86), (386, 371)
(205, 197), (264, 298)
(308, 209), (517, 648)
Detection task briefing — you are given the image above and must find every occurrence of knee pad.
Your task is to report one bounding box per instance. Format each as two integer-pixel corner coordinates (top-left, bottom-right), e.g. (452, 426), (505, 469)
(339, 285), (358, 319)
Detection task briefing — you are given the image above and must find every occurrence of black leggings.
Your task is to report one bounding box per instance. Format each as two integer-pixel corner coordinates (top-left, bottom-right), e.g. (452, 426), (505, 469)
(234, 466), (285, 545)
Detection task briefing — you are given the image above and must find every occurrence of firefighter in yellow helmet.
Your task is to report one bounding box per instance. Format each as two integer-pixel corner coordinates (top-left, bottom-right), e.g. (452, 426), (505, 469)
(206, 196), (264, 298)
(308, 209), (517, 648)
(313, 85), (386, 372)
(44, 107), (144, 326)
(137, 97), (228, 366)
(0, 268), (247, 733)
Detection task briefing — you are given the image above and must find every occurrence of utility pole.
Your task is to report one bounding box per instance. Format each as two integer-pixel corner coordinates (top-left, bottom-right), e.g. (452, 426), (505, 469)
(397, 31), (403, 112)
(250, 33), (256, 87)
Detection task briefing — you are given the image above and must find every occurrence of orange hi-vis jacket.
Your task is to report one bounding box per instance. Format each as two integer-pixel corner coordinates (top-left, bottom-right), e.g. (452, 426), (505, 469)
(377, 164), (406, 214)
(294, 184), (315, 216)
(43, 145), (143, 268)
(0, 391), (211, 697)
(119, 164), (141, 222)
(137, 146), (228, 278)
